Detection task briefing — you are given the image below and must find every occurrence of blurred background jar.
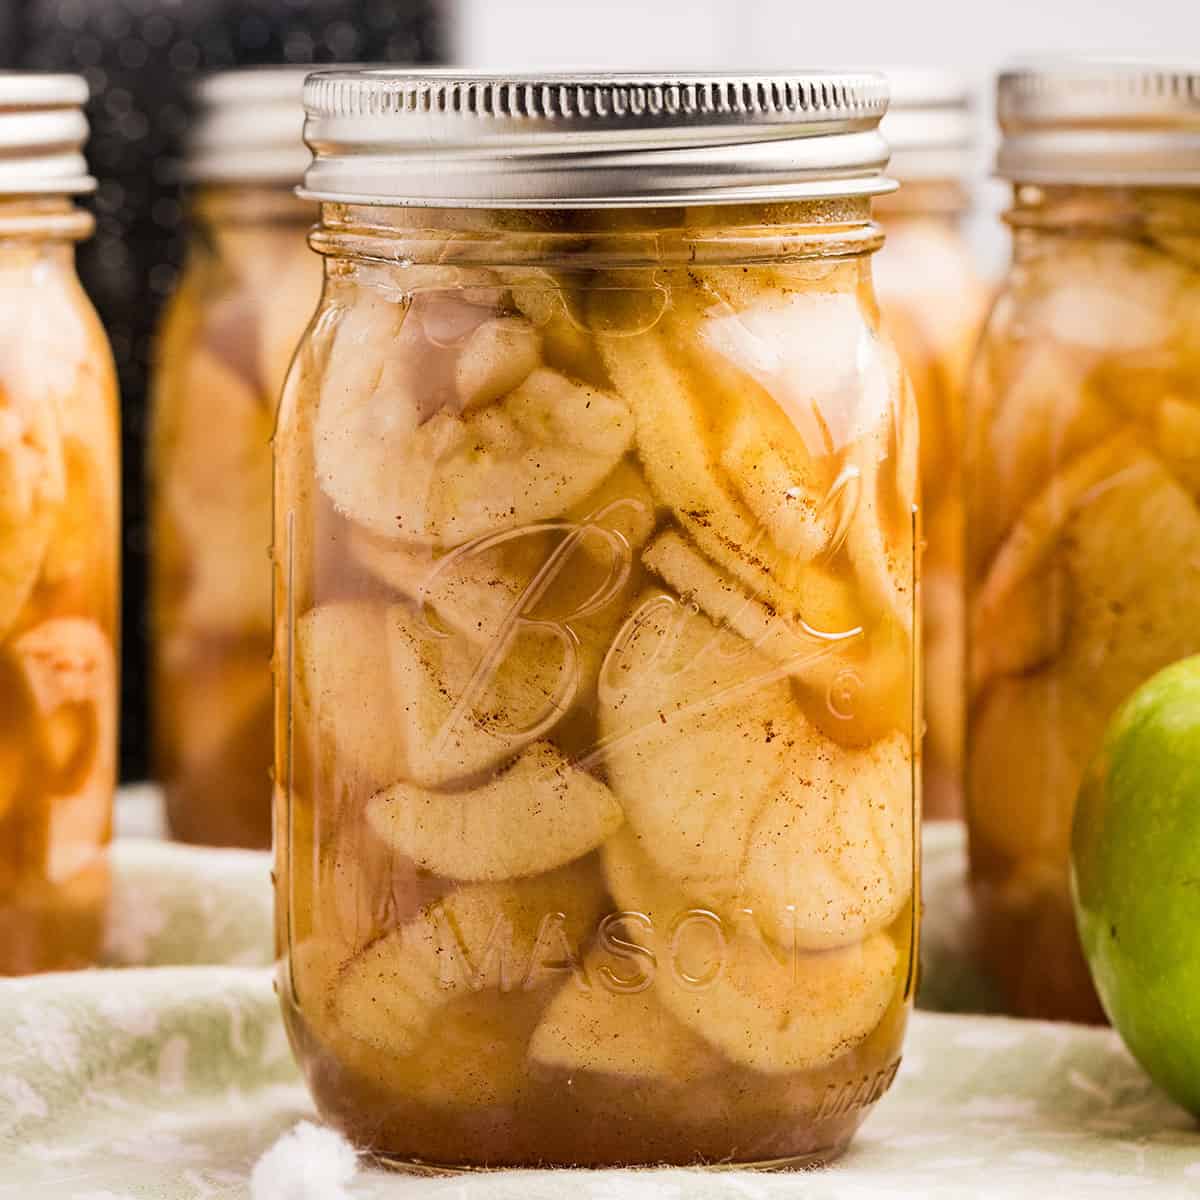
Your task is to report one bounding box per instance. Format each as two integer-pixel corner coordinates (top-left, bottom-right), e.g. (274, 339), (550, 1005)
(275, 69), (918, 1169)
(13, 0), (446, 788)
(0, 76), (120, 974)
(151, 68), (324, 848)
(965, 62), (1200, 1021)
(874, 70), (989, 821)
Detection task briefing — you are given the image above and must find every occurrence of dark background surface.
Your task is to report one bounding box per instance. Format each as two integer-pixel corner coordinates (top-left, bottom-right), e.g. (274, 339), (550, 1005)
(1, 1), (446, 780)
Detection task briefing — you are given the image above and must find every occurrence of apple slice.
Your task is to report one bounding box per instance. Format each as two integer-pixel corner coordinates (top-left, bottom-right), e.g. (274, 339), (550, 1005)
(367, 741), (623, 882)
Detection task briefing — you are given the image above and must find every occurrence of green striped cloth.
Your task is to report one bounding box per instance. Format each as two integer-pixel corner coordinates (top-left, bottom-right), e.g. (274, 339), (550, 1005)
(2, 812), (1196, 1200)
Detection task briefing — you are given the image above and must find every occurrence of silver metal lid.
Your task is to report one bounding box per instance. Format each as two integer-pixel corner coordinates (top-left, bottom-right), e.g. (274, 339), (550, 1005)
(997, 60), (1200, 186)
(0, 73), (93, 195)
(300, 69), (895, 208)
(189, 67), (320, 185)
(880, 68), (976, 181)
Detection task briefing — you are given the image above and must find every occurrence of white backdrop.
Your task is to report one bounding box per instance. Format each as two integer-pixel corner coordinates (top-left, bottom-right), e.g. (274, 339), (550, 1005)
(448, 0), (1195, 74)
(446, 0), (1200, 270)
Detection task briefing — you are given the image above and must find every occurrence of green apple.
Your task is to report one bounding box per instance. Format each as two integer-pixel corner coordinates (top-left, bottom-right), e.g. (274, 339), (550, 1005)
(1071, 654), (1200, 1114)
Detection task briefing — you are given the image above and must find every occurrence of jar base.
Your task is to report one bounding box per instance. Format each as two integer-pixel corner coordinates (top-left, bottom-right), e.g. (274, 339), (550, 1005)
(371, 1141), (854, 1175)
(970, 875), (1106, 1023)
(281, 963), (899, 1173)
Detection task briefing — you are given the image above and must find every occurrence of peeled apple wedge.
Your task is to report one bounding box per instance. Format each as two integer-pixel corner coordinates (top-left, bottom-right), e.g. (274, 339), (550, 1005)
(967, 340), (1120, 573)
(386, 603), (577, 788)
(689, 278), (868, 434)
(299, 593), (605, 795)
(350, 466), (657, 788)
(1058, 447), (1200, 696)
(256, 238), (323, 404)
(170, 505), (273, 637)
(844, 360), (920, 634)
(970, 451), (1200, 864)
(350, 526), (532, 644)
(598, 591), (911, 949)
(701, 285), (917, 593)
(312, 806), (450, 958)
(567, 456), (659, 551)
(596, 310), (820, 616)
(10, 618), (116, 883)
(379, 989), (545, 1109)
(333, 859), (607, 1059)
(366, 741), (624, 882)
(529, 951), (723, 1082)
(967, 669), (1101, 865)
(39, 435), (115, 599)
(155, 635), (272, 847)
(970, 434), (1134, 692)
(159, 341), (272, 519)
(296, 602), (408, 793)
(642, 528), (849, 668)
(741, 729), (912, 949)
(598, 288), (900, 633)
(718, 406), (836, 561)
(299, 939), (544, 1111)
(603, 830), (898, 1074)
(629, 335), (865, 636)
(880, 297), (950, 504)
(643, 530), (911, 747)
(315, 286), (634, 545)
(1023, 240), (1189, 355)
(792, 615), (913, 750)
(157, 635), (271, 772)
(973, 438), (1200, 699)
(0, 381), (65, 638)
(455, 316), (543, 410)
(350, 459), (657, 649)
(161, 344), (274, 635)
(413, 365), (634, 544)
(39, 344), (118, 599)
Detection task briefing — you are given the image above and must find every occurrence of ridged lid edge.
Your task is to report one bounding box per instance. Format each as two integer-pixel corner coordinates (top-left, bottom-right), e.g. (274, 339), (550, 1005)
(996, 60), (1200, 185)
(303, 69), (890, 127)
(301, 69), (895, 207)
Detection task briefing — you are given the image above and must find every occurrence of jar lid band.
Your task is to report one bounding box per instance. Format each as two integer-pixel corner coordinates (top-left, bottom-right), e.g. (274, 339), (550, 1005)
(880, 68), (978, 182)
(0, 73), (94, 195)
(300, 69), (896, 207)
(188, 66), (356, 187)
(997, 61), (1200, 186)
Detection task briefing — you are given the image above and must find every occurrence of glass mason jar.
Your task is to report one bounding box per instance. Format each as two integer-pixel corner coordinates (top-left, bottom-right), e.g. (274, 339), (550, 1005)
(151, 70), (322, 847)
(0, 77), (120, 974)
(875, 72), (989, 820)
(275, 70), (918, 1169)
(966, 63), (1200, 1021)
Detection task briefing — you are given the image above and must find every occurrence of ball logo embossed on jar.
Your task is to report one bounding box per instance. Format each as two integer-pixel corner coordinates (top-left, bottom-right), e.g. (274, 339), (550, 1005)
(409, 502), (649, 757)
